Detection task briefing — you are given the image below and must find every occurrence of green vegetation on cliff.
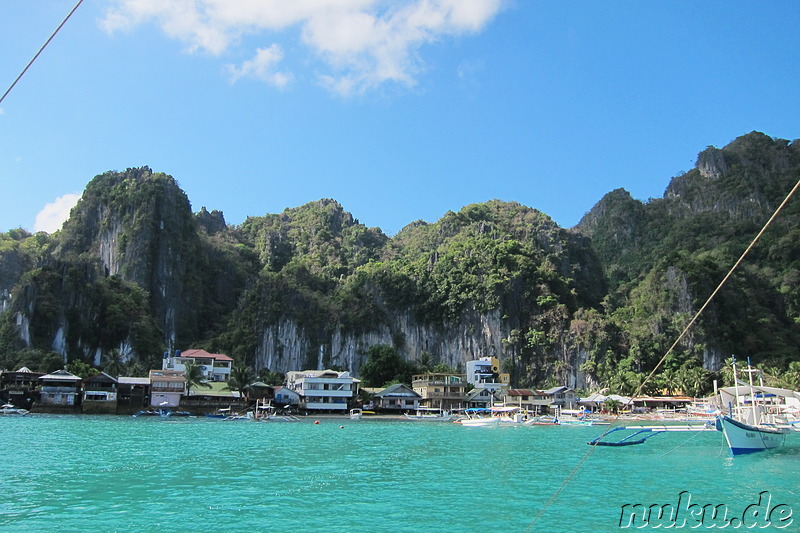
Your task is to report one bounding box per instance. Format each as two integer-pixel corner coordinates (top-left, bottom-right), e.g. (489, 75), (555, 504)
(1, 132), (799, 396)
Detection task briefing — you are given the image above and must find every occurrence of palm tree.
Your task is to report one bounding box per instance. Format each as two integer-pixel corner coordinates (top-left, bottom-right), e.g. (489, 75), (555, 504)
(783, 361), (800, 390)
(625, 371), (647, 396)
(604, 398), (623, 414)
(101, 349), (126, 378)
(604, 369), (628, 395)
(677, 366), (709, 398)
(225, 364), (255, 401)
(719, 357), (736, 387)
(183, 360), (212, 396)
(658, 367), (680, 395)
(416, 352), (434, 372)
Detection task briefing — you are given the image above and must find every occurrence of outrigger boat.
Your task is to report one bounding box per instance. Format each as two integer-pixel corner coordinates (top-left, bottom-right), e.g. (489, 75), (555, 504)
(588, 359), (798, 453)
(714, 358), (795, 455)
(490, 405), (527, 424)
(716, 415), (787, 454)
(458, 408), (500, 427)
(0, 403), (29, 416)
(404, 407), (454, 421)
(587, 422), (715, 447)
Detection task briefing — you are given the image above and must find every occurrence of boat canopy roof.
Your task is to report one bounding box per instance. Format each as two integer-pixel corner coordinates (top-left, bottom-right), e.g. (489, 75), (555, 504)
(578, 393), (632, 404)
(718, 385), (800, 401)
(489, 406), (519, 412)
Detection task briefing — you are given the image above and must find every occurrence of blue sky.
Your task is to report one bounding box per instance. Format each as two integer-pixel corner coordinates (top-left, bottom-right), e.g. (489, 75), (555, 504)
(1, 1), (798, 235)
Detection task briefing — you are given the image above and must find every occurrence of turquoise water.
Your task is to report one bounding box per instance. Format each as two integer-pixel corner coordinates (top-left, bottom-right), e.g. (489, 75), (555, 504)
(1, 416), (798, 532)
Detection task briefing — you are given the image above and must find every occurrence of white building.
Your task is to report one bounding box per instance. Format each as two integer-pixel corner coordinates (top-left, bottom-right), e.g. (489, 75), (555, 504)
(286, 369), (360, 412)
(465, 356), (510, 392)
(149, 370), (186, 408)
(163, 348), (233, 382)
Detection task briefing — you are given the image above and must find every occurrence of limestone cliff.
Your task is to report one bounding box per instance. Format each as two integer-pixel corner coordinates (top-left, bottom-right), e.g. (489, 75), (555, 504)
(2, 132), (799, 393)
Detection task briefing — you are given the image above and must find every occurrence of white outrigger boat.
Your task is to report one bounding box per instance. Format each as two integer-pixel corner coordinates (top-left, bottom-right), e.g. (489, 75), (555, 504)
(0, 403), (29, 416)
(404, 407), (454, 421)
(490, 405), (527, 424)
(458, 408), (500, 427)
(714, 359), (797, 455)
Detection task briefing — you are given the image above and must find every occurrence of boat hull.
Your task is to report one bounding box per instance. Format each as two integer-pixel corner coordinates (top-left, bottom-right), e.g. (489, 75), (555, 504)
(0, 409), (28, 416)
(718, 415), (787, 455)
(459, 417), (500, 427)
(404, 414), (453, 421)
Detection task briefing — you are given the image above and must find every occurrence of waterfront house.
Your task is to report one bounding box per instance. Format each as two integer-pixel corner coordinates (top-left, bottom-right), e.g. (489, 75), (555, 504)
(538, 386), (577, 410)
(631, 395), (694, 413)
(149, 369), (186, 408)
(373, 383), (421, 412)
(0, 367), (44, 409)
(163, 349), (233, 382)
(82, 372), (118, 414)
(38, 369), (82, 408)
(116, 376), (150, 413)
(273, 385), (300, 407)
(465, 387), (503, 409)
(511, 387), (579, 414)
(411, 372), (466, 412)
(504, 389), (539, 412)
(286, 369), (360, 412)
(181, 382), (244, 412)
(578, 393), (632, 413)
(246, 382), (274, 403)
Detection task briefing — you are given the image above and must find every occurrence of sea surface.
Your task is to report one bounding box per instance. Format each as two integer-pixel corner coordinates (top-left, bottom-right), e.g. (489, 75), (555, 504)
(1, 415), (798, 532)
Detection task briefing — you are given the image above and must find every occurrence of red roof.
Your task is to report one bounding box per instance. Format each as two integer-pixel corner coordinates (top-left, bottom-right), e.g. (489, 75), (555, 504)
(180, 349), (233, 362)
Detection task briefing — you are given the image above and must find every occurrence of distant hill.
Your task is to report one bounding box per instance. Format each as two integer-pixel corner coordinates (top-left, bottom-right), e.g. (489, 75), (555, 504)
(2, 131), (799, 395)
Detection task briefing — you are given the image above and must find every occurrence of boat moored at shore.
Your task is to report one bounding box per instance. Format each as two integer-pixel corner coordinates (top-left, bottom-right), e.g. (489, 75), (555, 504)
(0, 403), (29, 416)
(404, 407), (454, 421)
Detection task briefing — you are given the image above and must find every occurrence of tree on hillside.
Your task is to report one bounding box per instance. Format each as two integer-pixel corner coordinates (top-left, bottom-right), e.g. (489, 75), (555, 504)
(257, 367), (286, 386)
(359, 344), (417, 387)
(66, 359), (96, 379)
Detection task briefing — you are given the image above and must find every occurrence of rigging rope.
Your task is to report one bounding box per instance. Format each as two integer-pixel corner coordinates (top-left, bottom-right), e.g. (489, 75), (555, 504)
(657, 425), (707, 459)
(0, 0), (85, 106)
(526, 176), (800, 531)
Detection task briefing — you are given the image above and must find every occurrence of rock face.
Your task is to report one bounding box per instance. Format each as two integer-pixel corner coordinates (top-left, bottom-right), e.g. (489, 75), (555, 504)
(575, 131), (800, 372)
(55, 167), (201, 347)
(254, 309), (509, 375)
(253, 307), (596, 389)
(3, 132), (799, 388)
(696, 146), (728, 180)
(3, 168), (251, 365)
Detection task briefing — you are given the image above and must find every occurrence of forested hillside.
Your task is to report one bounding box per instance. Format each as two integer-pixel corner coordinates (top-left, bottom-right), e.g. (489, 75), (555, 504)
(1, 131), (799, 395)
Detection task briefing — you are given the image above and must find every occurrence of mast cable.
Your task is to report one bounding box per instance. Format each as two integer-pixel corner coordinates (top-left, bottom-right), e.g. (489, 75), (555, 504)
(526, 176), (800, 531)
(0, 0), (85, 106)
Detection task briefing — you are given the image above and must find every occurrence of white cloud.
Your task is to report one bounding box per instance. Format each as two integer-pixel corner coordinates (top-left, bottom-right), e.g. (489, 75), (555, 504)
(101, 0), (504, 95)
(34, 193), (81, 234)
(227, 45), (292, 88)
